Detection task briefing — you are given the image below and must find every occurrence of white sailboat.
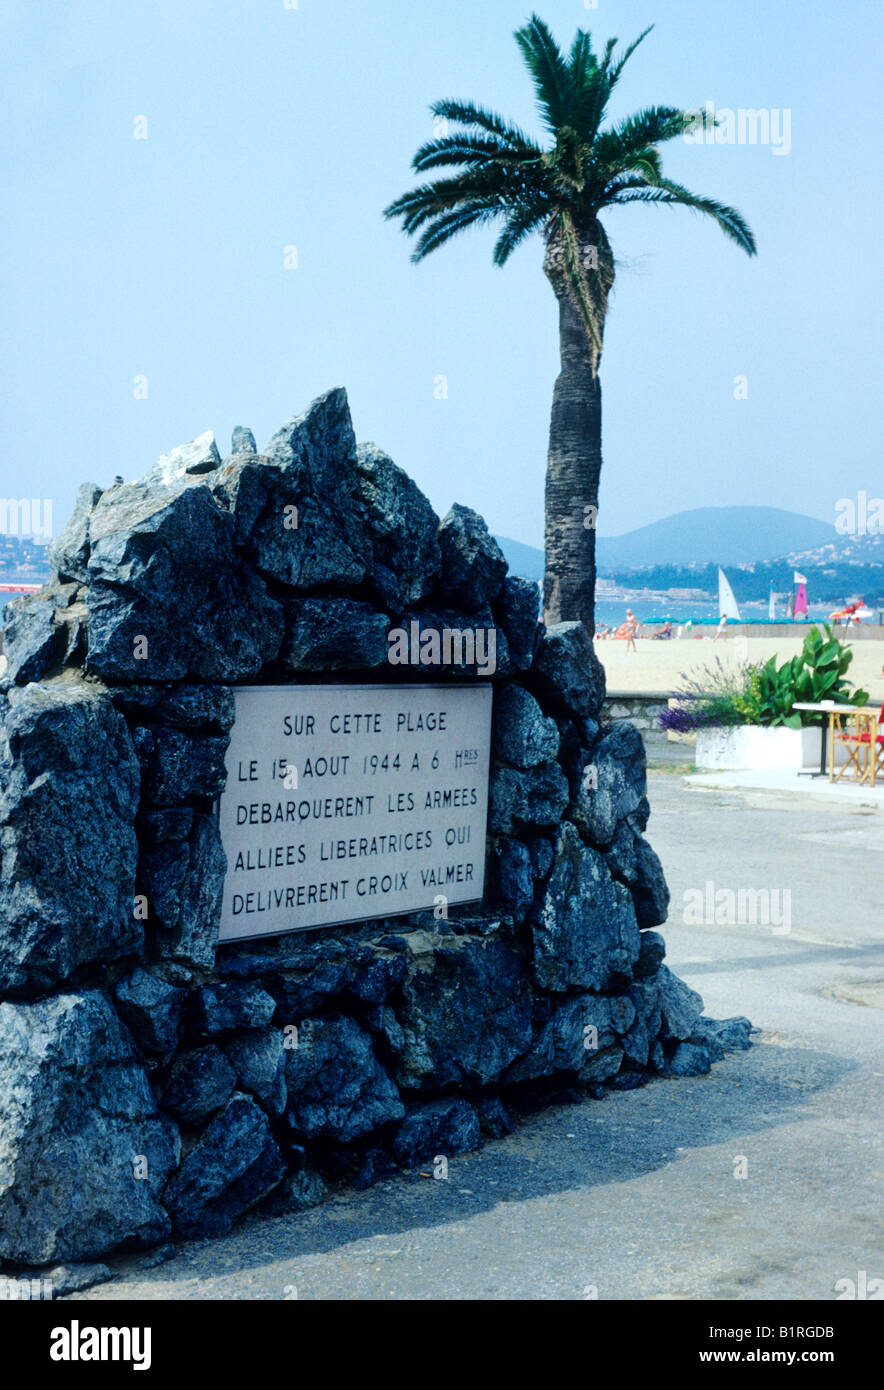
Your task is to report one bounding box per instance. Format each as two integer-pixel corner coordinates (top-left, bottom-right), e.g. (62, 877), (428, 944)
(718, 567), (741, 622)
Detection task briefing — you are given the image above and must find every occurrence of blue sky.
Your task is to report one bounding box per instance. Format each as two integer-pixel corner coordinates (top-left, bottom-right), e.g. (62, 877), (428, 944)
(1, 0), (881, 547)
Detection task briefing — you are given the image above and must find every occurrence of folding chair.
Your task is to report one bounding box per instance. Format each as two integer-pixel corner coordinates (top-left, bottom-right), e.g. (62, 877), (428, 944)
(830, 705), (883, 785)
(855, 701), (884, 787)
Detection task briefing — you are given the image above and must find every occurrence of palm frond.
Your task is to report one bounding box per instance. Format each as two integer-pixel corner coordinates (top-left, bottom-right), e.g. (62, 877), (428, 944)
(607, 179), (757, 255)
(410, 204), (504, 261)
(429, 99), (537, 152)
(594, 105), (687, 166)
(412, 133), (541, 173)
(514, 14), (572, 134)
(493, 203), (550, 265)
(385, 170), (513, 232)
(607, 25), (654, 86)
(568, 29), (597, 93)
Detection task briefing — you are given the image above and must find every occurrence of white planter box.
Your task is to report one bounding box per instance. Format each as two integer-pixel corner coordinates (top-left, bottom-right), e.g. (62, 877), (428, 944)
(695, 724), (847, 771)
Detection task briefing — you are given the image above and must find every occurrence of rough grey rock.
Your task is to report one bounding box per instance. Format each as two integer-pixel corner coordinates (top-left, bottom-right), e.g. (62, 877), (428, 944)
(149, 811), (226, 973)
(572, 721), (648, 846)
(0, 682), (141, 994)
(186, 982), (276, 1039)
(495, 575), (540, 671)
(147, 431), (221, 489)
(397, 605), (509, 678)
(487, 838), (534, 923)
(159, 1046), (237, 1126)
(213, 388), (371, 590)
(48, 482), (103, 585)
(284, 1016), (404, 1142)
(137, 831), (189, 932)
(135, 1242), (176, 1270)
(260, 953), (358, 1020)
(223, 1030), (287, 1117)
(108, 683), (235, 733)
(531, 822), (641, 992)
(86, 482), (284, 682)
(113, 967), (186, 1053)
(1, 597), (65, 685)
(667, 1040), (713, 1076)
(356, 442), (441, 609)
(347, 952), (408, 1006)
(437, 504), (508, 611)
(353, 1146), (399, 1190)
(365, 1002), (406, 1063)
(530, 836), (555, 880)
(282, 597), (390, 670)
(0, 991), (179, 1264)
(16, 1262), (113, 1296)
(657, 964), (704, 1041)
(391, 1098), (482, 1166)
(231, 426), (257, 455)
(503, 993), (632, 1084)
(601, 819), (640, 884)
(622, 974), (664, 1068)
(474, 1094), (514, 1138)
(163, 1093), (285, 1239)
(532, 620), (606, 723)
(631, 839), (670, 928)
(138, 728), (229, 805)
(492, 684), (559, 768)
(694, 1015), (753, 1053)
(260, 1166), (327, 1215)
(634, 930), (667, 980)
(488, 760), (569, 834)
(394, 936), (532, 1090)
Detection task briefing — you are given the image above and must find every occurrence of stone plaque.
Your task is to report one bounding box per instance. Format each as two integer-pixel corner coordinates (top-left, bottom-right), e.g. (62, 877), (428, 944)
(217, 683), (492, 941)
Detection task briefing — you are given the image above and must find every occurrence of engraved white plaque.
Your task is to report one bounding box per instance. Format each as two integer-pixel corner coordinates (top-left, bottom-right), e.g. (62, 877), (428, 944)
(217, 683), (492, 941)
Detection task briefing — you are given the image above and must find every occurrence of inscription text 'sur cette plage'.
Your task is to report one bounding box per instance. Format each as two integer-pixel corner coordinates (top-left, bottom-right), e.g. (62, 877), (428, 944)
(216, 684), (493, 940)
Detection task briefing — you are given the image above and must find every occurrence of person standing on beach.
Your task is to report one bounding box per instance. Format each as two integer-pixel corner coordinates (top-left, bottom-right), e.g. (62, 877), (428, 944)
(625, 609), (638, 652)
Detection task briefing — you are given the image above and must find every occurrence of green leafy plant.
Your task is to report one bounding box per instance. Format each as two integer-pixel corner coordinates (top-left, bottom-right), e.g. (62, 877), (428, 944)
(742, 625), (869, 728)
(658, 659), (756, 732)
(658, 626), (869, 733)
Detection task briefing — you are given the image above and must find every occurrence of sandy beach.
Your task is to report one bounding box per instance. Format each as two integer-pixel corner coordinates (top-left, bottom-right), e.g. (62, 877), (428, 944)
(597, 633), (884, 701)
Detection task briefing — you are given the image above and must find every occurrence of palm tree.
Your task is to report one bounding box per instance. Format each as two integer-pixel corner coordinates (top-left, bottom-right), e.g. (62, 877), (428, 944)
(385, 15), (756, 631)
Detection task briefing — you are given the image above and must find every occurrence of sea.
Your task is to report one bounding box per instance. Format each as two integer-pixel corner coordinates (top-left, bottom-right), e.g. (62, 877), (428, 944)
(592, 598), (882, 630)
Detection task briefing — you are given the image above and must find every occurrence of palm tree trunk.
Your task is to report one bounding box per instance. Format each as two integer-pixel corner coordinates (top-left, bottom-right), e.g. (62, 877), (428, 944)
(542, 288), (602, 631)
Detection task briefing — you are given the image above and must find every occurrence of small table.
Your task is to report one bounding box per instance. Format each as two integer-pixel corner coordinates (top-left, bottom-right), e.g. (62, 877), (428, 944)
(792, 702), (852, 779)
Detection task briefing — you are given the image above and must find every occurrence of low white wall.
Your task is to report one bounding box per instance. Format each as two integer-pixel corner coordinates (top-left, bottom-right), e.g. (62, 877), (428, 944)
(695, 724), (848, 771)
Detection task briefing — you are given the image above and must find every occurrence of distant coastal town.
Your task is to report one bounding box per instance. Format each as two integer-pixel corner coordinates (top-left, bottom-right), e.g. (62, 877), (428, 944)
(0, 535), (50, 589)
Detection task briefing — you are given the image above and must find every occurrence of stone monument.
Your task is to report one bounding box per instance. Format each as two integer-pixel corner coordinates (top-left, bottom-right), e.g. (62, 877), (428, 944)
(0, 388), (750, 1274)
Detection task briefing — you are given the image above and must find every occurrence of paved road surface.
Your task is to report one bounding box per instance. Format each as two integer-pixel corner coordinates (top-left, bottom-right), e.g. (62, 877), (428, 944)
(77, 771), (884, 1301)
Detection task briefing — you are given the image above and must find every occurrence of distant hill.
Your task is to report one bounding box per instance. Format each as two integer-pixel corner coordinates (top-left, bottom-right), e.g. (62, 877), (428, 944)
(495, 536), (544, 581)
(786, 531), (884, 568)
(595, 507), (834, 570)
(496, 507), (836, 580)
